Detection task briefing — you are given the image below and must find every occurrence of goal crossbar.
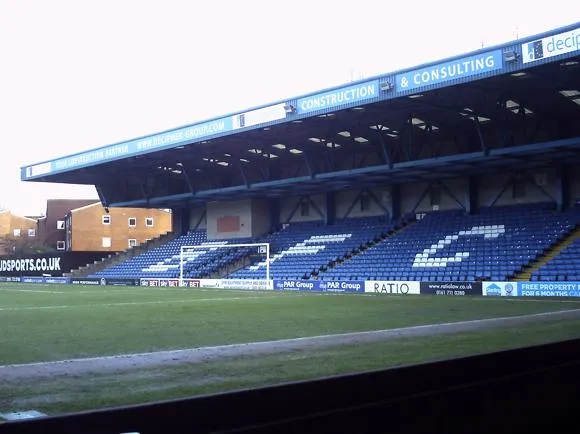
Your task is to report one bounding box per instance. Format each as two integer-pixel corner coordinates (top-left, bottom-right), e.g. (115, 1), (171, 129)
(179, 243), (270, 287)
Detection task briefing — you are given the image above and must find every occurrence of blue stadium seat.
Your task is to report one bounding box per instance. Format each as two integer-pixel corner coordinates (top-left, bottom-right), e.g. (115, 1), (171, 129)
(230, 216), (393, 280)
(318, 204), (578, 282)
(531, 235), (580, 282)
(90, 204), (580, 283)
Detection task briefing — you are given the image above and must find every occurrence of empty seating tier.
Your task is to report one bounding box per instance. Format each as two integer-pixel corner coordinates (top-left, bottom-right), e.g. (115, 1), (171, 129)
(90, 205), (579, 283)
(530, 210), (580, 281)
(90, 230), (253, 280)
(319, 204), (577, 282)
(231, 216), (394, 280)
(531, 238), (580, 281)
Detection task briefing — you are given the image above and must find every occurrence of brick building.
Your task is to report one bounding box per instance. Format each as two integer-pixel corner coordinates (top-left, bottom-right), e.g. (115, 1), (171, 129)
(36, 199), (99, 252)
(0, 210), (39, 255)
(65, 203), (172, 252)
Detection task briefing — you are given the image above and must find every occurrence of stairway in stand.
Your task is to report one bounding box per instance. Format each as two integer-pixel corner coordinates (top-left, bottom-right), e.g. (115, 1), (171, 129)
(513, 225), (580, 281)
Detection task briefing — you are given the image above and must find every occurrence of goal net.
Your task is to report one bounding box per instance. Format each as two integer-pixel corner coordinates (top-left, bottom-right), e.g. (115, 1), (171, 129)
(179, 242), (270, 289)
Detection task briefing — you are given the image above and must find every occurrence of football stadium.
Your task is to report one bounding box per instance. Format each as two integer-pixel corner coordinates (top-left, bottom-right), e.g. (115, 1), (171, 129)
(1, 21), (580, 433)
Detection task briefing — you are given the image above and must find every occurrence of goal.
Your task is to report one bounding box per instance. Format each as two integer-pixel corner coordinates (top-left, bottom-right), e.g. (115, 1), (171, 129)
(179, 242), (270, 288)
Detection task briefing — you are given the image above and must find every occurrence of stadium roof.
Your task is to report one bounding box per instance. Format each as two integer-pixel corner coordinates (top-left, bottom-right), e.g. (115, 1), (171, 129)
(21, 22), (580, 208)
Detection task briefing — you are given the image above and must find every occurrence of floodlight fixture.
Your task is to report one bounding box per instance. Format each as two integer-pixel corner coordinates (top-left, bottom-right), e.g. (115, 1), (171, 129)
(380, 81), (394, 91)
(503, 51), (519, 62)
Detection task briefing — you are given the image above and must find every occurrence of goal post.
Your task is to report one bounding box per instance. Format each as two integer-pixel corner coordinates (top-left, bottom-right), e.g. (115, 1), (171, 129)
(179, 242), (270, 288)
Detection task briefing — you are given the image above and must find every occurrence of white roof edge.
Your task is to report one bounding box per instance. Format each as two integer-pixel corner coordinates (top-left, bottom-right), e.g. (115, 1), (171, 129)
(70, 202), (101, 213)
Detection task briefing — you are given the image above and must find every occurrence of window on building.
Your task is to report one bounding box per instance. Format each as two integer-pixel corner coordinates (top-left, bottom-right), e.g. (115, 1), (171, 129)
(128, 217), (137, 227)
(56, 240), (65, 250)
(128, 239), (137, 248)
(300, 200), (310, 217)
(102, 215), (111, 225)
(13, 229), (20, 237)
(102, 237), (112, 248)
(57, 220), (65, 230)
(145, 217), (154, 227)
(28, 228), (36, 237)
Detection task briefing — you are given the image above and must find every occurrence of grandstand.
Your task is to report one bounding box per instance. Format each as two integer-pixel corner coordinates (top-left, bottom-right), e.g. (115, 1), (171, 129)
(20, 22), (580, 287)
(320, 204), (580, 282)
(88, 203), (580, 283)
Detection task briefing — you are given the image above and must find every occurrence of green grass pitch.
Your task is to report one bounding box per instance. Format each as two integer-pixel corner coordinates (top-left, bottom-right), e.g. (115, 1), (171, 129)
(1, 283), (580, 416)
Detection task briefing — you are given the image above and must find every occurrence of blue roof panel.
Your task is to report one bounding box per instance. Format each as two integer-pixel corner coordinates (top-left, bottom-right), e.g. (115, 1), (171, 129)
(20, 21), (580, 182)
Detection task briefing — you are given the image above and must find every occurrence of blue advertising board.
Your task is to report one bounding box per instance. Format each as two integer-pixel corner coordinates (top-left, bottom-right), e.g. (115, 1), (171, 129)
(395, 50), (503, 93)
(273, 279), (364, 293)
(18, 276), (71, 284)
(22, 117), (234, 179)
(518, 282), (580, 297)
(0, 276), (20, 282)
(482, 282), (517, 297)
(483, 281), (580, 297)
(20, 276), (46, 284)
(43, 276), (71, 284)
(296, 80), (380, 114)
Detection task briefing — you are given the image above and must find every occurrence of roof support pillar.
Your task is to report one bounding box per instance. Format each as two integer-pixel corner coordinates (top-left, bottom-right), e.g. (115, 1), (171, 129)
(172, 207), (191, 236)
(365, 188), (390, 218)
(284, 196), (325, 223)
(405, 119), (413, 161)
(438, 181), (466, 211)
(411, 182), (432, 214)
(308, 195), (325, 219)
(237, 163), (249, 188)
(325, 191), (335, 226)
(466, 176), (478, 214)
(181, 167), (196, 194)
(258, 157), (269, 181)
(284, 197), (302, 224)
(342, 190), (363, 220)
(303, 151), (315, 178)
(340, 189), (388, 220)
(356, 153), (368, 169)
(474, 117), (488, 156)
(95, 184), (109, 207)
(284, 195), (324, 223)
(323, 151), (335, 172)
(193, 209), (206, 231)
(376, 130), (393, 169)
(498, 99), (512, 147)
(139, 181), (150, 204)
(556, 167), (570, 212)
(391, 184), (401, 222)
(523, 172), (556, 204)
(268, 199), (280, 232)
(488, 178), (512, 207)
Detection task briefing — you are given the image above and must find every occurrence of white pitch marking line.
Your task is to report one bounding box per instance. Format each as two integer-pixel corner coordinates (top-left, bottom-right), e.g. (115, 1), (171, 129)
(0, 289), (66, 294)
(2, 308), (580, 370)
(0, 293), (311, 312)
